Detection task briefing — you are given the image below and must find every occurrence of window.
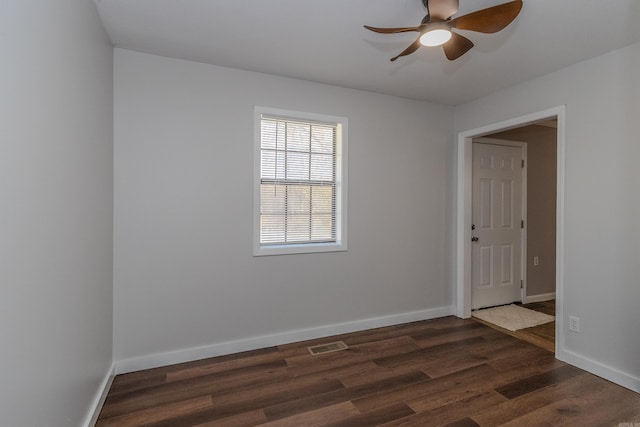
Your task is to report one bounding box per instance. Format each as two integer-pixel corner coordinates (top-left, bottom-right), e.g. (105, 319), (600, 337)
(254, 107), (347, 256)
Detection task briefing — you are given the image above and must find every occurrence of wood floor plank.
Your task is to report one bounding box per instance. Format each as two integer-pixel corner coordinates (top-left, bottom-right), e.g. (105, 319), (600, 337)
(383, 390), (509, 427)
(521, 300), (556, 316)
(464, 332), (532, 359)
(106, 373), (166, 396)
(373, 336), (486, 370)
(486, 344), (557, 371)
(376, 333), (537, 379)
(96, 314), (640, 427)
(322, 402), (415, 427)
(143, 378), (345, 427)
(113, 346), (280, 386)
(256, 402), (360, 427)
(411, 322), (488, 344)
(404, 353), (572, 414)
(495, 364), (584, 399)
(487, 354), (567, 387)
(440, 418), (481, 427)
(165, 348), (286, 382)
(263, 371), (428, 421)
(499, 376), (640, 427)
(470, 370), (598, 425)
(100, 360), (289, 418)
(411, 323), (497, 349)
(353, 363), (498, 413)
(419, 350), (489, 378)
(193, 409), (267, 427)
(518, 321), (555, 344)
(96, 395), (213, 427)
(337, 360), (430, 388)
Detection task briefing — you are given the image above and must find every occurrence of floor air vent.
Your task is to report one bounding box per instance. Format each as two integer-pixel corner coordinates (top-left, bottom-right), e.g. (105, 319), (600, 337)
(307, 341), (349, 356)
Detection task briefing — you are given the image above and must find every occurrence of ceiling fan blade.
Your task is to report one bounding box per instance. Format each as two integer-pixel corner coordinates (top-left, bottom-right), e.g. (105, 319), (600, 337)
(451, 0), (522, 33)
(364, 24), (422, 34)
(426, 0), (459, 20)
(390, 38), (422, 62)
(442, 32), (474, 60)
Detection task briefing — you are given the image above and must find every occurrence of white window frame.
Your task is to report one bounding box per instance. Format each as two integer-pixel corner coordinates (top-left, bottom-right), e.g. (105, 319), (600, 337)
(253, 106), (348, 256)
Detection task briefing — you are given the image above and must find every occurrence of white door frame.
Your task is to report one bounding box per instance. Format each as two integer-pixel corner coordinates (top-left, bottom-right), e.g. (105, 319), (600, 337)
(472, 138), (527, 308)
(455, 106), (566, 355)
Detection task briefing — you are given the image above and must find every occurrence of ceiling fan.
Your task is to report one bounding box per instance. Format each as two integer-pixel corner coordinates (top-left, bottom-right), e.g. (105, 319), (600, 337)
(364, 0), (522, 61)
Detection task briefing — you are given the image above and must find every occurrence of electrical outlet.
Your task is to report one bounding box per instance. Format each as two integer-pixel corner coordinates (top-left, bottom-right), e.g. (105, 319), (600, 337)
(569, 316), (580, 332)
(533, 256), (539, 266)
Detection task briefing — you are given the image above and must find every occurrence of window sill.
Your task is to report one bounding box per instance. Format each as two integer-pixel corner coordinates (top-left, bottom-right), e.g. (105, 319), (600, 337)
(253, 241), (347, 257)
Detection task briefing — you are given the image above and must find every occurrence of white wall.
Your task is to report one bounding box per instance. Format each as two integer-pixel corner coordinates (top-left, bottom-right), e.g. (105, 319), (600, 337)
(455, 42), (640, 389)
(0, 1), (114, 426)
(113, 49), (454, 368)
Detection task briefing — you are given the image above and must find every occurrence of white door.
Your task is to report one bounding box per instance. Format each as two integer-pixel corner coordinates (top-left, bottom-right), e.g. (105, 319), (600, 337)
(472, 141), (525, 309)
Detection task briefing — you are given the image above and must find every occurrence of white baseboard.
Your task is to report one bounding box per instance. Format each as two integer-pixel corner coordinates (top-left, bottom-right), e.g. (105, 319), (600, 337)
(115, 305), (455, 374)
(83, 363), (115, 427)
(557, 348), (639, 393)
(523, 292), (556, 304)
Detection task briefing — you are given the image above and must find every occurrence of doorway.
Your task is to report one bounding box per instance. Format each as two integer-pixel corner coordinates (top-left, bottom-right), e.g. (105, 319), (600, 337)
(456, 106), (565, 355)
(485, 123), (557, 306)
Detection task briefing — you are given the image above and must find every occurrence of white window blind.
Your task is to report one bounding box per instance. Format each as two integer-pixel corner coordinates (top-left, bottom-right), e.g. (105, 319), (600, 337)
(254, 107), (347, 256)
(260, 116), (336, 245)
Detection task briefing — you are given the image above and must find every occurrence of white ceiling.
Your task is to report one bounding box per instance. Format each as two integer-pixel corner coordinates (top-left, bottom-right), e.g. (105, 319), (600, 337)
(94, 0), (640, 105)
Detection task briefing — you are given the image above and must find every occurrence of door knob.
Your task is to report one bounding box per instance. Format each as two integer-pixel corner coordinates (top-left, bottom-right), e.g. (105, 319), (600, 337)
(471, 236), (479, 242)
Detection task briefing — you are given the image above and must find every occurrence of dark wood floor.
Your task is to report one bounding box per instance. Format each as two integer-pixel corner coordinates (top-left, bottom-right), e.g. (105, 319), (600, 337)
(473, 300), (556, 353)
(518, 300), (556, 352)
(97, 315), (640, 426)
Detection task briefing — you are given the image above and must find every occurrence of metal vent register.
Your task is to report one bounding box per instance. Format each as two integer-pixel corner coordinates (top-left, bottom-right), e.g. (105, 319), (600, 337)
(307, 341), (349, 356)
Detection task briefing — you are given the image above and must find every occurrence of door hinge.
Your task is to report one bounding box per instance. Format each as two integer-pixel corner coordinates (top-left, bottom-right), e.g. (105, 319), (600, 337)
(521, 219), (524, 229)
(520, 280), (523, 289)
(521, 159), (525, 168)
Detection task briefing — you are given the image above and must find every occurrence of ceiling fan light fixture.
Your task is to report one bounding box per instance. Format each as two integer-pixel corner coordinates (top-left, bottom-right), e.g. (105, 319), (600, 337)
(364, 0), (523, 61)
(419, 29), (452, 46)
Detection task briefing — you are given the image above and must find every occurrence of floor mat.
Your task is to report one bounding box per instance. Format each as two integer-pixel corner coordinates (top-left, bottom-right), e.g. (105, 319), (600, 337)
(472, 304), (554, 331)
